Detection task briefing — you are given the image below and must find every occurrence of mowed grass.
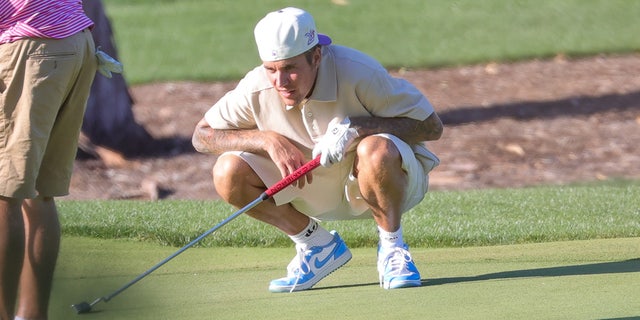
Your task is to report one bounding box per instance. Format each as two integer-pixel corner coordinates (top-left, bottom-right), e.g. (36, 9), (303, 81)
(101, 0), (640, 84)
(54, 181), (640, 318)
(58, 180), (640, 249)
(53, 237), (639, 320)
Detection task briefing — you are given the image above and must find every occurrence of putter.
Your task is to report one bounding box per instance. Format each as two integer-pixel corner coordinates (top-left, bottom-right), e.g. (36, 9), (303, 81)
(72, 156), (321, 314)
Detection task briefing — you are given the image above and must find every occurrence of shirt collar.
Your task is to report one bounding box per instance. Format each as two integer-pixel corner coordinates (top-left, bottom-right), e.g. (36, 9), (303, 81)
(307, 46), (337, 103)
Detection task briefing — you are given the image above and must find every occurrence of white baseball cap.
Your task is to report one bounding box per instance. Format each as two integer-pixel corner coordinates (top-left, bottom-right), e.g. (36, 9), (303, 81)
(254, 7), (332, 62)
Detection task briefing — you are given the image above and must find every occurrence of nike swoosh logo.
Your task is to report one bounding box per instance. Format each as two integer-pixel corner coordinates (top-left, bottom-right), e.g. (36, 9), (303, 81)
(313, 242), (338, 269)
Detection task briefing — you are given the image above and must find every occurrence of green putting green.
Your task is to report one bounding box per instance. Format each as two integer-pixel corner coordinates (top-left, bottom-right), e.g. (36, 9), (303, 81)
(53, 236), (639, 320)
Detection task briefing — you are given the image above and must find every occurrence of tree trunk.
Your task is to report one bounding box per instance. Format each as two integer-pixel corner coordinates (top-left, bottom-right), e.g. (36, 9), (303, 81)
(80, 0), (153, 163)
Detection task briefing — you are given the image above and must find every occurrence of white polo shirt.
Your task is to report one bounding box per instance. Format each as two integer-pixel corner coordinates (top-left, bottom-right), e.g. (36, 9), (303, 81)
(204, 44), (439, 220)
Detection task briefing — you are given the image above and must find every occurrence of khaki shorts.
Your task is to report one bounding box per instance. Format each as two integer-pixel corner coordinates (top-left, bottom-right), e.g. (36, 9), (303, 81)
(0, 29), (97, 198)
(218, 134), (439, 221)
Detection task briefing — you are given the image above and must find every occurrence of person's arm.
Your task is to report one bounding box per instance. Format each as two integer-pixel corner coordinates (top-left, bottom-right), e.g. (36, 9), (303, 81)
(192, 118), (313, 187)
(350, 112), (443, 144)
(192, 118), (269, 156)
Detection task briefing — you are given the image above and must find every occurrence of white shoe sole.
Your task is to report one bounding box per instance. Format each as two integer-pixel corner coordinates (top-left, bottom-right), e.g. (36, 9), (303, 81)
(269, 249), (352, 292)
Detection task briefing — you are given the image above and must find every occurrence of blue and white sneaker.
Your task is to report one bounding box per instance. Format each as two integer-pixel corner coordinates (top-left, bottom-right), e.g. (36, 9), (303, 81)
(377, 244), (422, 289)
(269, 231), (352, 293)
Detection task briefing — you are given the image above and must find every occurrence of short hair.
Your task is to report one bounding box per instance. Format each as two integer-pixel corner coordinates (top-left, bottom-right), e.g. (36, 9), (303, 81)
(303, 44), (321, 65)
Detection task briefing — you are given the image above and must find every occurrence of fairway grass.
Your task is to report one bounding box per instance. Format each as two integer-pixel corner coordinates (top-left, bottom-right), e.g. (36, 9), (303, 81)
(58, 181), (640, 249)
(53, 237), (639, 320)
(103, 0), (640, 83)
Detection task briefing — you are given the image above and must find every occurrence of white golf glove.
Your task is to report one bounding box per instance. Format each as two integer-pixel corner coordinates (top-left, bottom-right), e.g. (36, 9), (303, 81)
(312, 117), (359, 167)
(95, 48), (123, 78)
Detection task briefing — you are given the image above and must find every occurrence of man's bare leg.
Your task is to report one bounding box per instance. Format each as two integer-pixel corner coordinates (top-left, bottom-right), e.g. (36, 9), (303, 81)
(0, 196), (25, 320)
(212, 154), (310, 235)
(354, 136), (406, 232)
(16, 196), (61, 320)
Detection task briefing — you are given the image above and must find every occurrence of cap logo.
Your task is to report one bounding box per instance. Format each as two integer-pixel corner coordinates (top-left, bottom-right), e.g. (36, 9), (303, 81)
(305, 30), (316, 45)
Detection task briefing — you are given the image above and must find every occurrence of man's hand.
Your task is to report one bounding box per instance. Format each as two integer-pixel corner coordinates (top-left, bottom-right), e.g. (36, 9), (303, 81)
(312, 117), (359, 167)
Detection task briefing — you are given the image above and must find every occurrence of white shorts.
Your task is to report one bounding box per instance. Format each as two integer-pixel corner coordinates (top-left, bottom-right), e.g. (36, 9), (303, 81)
(220, 134), (439, 221)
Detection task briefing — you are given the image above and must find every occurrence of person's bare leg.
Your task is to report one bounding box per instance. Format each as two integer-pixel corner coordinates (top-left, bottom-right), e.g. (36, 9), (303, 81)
(0, 196), (25, 320)
(16, 195), (60, 320)
(355, 136), (422, 289)
(354, 136), (406, 232)
(212, 154), (310, 235)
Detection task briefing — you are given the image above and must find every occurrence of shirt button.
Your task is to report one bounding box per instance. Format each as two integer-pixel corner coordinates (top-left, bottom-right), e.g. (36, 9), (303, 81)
(307, 112), (313, 117)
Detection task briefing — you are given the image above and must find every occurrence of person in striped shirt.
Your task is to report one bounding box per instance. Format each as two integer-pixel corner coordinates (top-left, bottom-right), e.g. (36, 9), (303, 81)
(0, 1), (97, 319)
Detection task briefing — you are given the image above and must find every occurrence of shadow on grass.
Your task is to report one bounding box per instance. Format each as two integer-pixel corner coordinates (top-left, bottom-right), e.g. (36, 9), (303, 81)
(423, 258), (640, 286)
(310, 259), (640, 291)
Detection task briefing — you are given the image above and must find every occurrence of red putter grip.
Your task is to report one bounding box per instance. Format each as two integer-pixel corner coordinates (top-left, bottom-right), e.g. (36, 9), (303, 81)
(264, 156), (321, 198)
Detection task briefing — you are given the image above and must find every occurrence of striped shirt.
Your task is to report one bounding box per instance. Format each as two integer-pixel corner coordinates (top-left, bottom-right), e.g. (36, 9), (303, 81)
(0, 0), (93, 44)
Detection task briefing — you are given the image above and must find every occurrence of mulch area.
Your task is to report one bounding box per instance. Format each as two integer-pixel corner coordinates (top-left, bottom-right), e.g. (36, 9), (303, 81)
(68, 54), (640, 200)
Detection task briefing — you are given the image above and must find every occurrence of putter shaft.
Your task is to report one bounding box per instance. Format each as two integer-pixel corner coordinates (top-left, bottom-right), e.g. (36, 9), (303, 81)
(72, 156), (321, 313)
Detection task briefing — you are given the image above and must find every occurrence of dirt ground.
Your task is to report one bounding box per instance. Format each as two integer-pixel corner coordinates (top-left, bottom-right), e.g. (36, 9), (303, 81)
(67, 53), (640, 200)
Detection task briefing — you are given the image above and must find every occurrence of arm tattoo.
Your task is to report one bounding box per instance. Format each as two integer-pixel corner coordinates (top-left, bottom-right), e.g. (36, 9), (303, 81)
(193, 126), (267, 155)
(351, 114), (442, 143)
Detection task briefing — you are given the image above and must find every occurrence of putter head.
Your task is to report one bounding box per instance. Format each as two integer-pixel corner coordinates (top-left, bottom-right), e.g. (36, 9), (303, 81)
(71, 301), (92, 314)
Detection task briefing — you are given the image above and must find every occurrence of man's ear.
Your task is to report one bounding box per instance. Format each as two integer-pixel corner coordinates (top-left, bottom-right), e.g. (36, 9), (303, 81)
(313, 46), (322, 67)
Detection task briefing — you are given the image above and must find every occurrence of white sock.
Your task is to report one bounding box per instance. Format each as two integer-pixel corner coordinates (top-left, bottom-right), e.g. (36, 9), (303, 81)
(378, 225), (404, 249)
(289, 218), (333, 250)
